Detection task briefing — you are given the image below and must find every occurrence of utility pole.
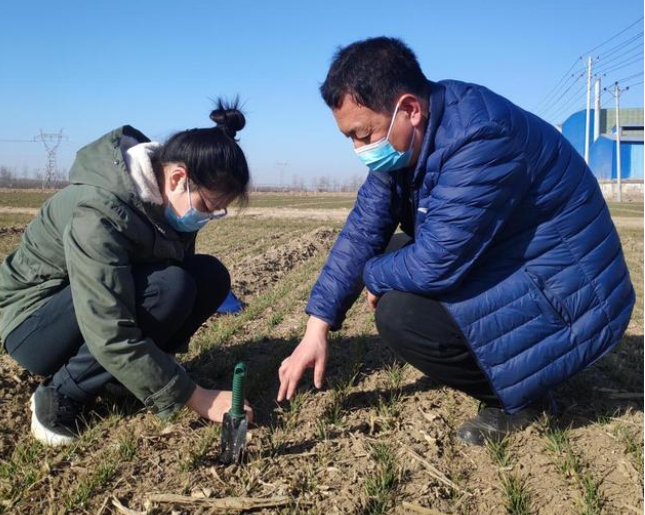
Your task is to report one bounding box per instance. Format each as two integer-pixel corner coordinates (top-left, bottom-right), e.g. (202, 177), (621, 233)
(593, 77), (601, 142)
(604, 82), (629, 203)
(584, 57), (593, 163)
(614, 83), (622, 203)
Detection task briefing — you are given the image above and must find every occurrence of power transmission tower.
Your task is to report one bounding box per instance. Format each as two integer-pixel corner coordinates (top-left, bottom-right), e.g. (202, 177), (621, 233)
(604, 82), (629, 202)
(35, 129), (66, 189)
(275, 161), (288, 191)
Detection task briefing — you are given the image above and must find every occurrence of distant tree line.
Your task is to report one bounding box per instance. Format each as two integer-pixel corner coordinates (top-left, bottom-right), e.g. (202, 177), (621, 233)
(250, 174), (364, 193)
(0, 165), (69, 190)
(0, 165), (363, 193)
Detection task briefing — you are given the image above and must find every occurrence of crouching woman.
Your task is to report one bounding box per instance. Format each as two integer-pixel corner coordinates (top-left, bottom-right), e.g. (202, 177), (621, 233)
(0, 100), (252, 446)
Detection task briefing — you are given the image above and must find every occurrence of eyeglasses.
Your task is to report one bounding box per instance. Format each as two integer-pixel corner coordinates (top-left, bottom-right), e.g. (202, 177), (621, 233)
(187, 182), (228, 219)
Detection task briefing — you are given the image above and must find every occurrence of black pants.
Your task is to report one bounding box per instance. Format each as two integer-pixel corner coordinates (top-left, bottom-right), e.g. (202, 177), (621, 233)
(374, 234), (500, 407)
(4, 254), (230, 403)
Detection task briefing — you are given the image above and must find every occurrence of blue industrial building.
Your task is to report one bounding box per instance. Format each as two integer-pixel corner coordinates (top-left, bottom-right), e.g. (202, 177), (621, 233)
(560, 108), (644, 181)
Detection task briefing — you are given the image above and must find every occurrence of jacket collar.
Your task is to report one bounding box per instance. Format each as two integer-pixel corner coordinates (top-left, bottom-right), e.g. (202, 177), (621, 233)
(412, 80), (446, 187)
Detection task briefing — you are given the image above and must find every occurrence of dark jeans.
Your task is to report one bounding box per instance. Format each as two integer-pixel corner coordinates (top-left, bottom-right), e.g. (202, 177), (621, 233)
(374, 234), (500, 407)
(4, 254), (231, 403)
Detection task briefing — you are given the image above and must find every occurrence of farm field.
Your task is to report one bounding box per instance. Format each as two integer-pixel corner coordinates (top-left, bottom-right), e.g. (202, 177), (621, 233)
(0, 192), (642, 515)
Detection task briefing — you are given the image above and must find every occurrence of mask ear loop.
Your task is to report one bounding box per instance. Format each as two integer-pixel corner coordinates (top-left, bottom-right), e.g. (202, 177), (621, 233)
(186, 178), (195, 210)
(387, 99), (415, 154)
(385, 100), (403, 141)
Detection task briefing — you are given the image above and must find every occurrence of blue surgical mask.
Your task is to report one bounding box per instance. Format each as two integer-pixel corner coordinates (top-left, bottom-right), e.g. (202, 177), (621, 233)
(354, 102), (415, 173)
(164, 181), (227, 233)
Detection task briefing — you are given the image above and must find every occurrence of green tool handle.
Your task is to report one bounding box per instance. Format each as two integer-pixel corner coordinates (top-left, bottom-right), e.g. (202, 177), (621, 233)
(230, 362), (246, 419)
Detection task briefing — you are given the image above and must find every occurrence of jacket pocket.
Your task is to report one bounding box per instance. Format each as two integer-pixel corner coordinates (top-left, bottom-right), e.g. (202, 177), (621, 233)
(524, 269), (573, 327)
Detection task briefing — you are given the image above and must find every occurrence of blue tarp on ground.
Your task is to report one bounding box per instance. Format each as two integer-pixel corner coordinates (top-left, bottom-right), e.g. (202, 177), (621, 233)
(217, 291), (245, 314)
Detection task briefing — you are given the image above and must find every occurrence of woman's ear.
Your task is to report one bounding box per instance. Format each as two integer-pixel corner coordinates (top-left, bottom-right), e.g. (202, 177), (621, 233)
(165, 164), (188, 194)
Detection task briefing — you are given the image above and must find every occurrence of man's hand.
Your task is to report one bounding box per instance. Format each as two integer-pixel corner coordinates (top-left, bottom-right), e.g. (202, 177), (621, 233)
(367, 290), (381, 311)
(277, 316), (330, 401)
(186, 386), (253, 423)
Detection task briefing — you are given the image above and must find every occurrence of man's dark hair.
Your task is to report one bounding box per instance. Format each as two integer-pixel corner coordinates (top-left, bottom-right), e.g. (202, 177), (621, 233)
(320, 37), (429, 114)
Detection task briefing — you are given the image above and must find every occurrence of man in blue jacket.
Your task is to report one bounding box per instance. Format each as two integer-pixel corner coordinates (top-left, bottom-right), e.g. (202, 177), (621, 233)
(277, 37), (635, 445)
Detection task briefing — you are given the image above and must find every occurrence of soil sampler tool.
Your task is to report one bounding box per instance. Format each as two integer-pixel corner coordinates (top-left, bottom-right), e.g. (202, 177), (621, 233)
(220, 362), (248, 464)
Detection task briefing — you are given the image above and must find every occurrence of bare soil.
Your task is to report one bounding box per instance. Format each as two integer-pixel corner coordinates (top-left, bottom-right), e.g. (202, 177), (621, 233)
(0, 212), (642, 515)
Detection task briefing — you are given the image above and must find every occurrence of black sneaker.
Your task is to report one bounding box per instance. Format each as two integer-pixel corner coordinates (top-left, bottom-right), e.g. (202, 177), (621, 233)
(456, 402), (546, 446)
(30, 382), (83, 446)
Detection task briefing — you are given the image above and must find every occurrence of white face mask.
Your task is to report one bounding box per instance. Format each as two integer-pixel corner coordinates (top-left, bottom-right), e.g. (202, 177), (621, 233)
(354, 101), (415, 173)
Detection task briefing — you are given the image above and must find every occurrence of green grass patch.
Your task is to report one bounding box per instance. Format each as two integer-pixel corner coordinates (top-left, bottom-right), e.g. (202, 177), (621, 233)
(248, 193), (356, 210)
(62, 448), (119, 510)
(0, 441), (45, 507)
(608, 201), (644, 218)
(0, 213), (33, 227)
(0, 190), (54, 208)
(180, 425), (221, 471)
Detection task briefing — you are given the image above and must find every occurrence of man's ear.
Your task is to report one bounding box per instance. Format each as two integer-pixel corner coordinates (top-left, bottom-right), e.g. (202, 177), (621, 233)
(398, 94), (425, 128)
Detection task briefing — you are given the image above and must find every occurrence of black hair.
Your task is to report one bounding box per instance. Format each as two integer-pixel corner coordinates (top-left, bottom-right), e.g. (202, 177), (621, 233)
(320, 37), (429, 114)
(159, 97), (250, 206)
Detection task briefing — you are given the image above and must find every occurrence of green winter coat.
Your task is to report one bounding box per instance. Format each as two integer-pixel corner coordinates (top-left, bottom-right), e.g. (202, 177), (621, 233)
(0, 126), (197, 418)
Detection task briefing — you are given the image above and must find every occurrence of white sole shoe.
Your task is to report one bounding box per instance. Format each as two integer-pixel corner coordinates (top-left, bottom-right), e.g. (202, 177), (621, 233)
(30, 393), (77, 447)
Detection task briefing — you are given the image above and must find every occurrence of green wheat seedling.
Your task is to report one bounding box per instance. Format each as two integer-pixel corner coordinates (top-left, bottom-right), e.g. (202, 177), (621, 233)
(500, 473), (533, 515)
(543, 419), (604, 514)
(361, 442), (400, 515)
(485, 437), (512, 469)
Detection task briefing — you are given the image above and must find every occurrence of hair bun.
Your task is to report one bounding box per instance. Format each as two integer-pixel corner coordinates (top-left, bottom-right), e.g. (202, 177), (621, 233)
(210, 97), (246, 138)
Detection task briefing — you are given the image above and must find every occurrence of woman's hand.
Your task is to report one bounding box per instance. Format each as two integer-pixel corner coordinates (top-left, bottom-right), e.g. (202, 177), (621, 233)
(277, 316), (330, 402)
(186, 385), (253, 423)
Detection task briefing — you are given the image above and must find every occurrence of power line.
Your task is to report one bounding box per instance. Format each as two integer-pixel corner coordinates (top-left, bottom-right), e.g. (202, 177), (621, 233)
(545, 82), (588, 122)
(532, 58), (582, 111)
(582, 16), (644, 56)
(537, 71), (586, 117)
(535, 17), (643, 117)
(594, 40), (644, 71)
(542, 81), (587, 120)
(624, 79), (644, 88)
(600, 94), (614, 108)
(536, 69), (586, 115)
(593, 31), (643, 61)
(614, 71), (644, 83)
(596, 54), (644, 76)
(599, 77), (642, 107)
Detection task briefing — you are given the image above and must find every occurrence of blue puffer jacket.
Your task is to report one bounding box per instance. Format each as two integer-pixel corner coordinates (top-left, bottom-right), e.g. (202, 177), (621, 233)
(305, 80), (635, 413)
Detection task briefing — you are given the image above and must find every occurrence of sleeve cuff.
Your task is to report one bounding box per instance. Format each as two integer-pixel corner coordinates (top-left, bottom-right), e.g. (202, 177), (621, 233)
(143, 365), (197, 419)
(304, 308), (343, 332)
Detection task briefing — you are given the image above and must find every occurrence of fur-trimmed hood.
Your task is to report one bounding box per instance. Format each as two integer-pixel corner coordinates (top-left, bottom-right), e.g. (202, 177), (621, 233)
(121, 136), (164, 206)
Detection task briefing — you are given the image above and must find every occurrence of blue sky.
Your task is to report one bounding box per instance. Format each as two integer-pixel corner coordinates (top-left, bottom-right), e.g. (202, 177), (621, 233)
(0, 0), (643, 185)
